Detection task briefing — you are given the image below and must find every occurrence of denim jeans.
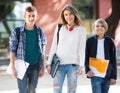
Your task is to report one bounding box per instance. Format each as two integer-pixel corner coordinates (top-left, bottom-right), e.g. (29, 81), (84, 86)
(53, 64), (79, 93)
(91, 76), (110, 93)
(17, 63), (39, 93)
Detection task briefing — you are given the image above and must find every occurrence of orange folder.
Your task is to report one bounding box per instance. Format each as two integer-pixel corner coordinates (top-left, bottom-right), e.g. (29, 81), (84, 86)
(89, 57), (109, 73)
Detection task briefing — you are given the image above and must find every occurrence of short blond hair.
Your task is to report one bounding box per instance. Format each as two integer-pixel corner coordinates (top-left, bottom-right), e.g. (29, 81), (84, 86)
(93, 18), (108, 32)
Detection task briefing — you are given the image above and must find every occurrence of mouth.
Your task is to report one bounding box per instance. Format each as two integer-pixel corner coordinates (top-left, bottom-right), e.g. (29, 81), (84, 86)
(97, 29), (103, 32)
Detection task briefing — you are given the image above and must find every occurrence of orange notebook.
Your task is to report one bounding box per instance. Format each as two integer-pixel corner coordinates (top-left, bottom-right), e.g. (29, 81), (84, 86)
(89, 57), (109, 77)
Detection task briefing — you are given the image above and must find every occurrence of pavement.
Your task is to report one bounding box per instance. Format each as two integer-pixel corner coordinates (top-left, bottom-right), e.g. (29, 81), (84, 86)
(0, 85), (119, 93)
(0, 58), (120, 93)
(0, 72), (120, 93)
(0, 49), (120, 93)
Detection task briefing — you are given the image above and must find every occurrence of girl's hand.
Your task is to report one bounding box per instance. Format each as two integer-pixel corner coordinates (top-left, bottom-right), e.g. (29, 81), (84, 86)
(78, 66), (84, 75)
(46, 65), (51, 74)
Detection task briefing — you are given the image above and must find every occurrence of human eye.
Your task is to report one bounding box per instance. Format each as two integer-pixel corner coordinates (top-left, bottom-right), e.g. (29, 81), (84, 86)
(70, 12), (73, 15)
(28, 15), (31, 17)
(32, 15), (35, 17)
(96, 25), (99, 28)
(64, 13), (68, 16)
(101, 25), (104, 28)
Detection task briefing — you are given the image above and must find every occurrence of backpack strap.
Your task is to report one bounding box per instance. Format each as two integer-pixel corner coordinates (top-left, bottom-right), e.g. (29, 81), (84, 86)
(57, 24), (62, 45)
(15, 27), (20, 53)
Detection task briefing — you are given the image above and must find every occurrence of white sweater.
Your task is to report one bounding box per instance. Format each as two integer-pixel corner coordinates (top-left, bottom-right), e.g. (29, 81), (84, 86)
(47, 25), (86, 67)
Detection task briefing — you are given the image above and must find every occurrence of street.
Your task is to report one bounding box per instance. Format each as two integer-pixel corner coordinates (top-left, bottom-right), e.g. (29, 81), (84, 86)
(0, 63), (120, 93)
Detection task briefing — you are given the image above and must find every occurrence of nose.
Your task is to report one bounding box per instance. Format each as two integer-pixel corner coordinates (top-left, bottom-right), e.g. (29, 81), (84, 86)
(30, 16), (34, 21)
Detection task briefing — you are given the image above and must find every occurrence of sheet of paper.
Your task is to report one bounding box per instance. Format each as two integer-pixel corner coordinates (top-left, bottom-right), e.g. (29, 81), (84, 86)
(7, 59), (29, 80)
(89, 57), (109, 77)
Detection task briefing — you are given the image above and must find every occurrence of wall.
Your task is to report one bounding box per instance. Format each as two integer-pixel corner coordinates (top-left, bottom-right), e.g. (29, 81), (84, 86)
(98, 0), (120, 49)
(33, 0), (71, 54)
(98, 0), (112, 18)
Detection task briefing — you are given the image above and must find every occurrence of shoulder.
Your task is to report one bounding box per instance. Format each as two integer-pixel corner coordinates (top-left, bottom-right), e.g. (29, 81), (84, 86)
(35, 25), (45, 33)
(76, 26), (86, 31)
(87, 35), (96, 40)
(86, 35), (96, 43)
(13, 25), (24, 33)
(105, 35), (113, 40)
(105, 35), (115, 44)
(35, 25), (42, 30)
(75, 26), (86, 34)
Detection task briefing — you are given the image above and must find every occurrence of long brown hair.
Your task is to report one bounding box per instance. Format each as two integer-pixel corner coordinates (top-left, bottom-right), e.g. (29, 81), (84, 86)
(57, 4), (83, 26)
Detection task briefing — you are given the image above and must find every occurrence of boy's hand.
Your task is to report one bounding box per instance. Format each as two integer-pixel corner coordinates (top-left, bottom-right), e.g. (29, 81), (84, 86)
(110, 79), (116, 85)
(87, 71), (94, 77)
(38, 65), (44, 77)
(11, 66), (17, 78)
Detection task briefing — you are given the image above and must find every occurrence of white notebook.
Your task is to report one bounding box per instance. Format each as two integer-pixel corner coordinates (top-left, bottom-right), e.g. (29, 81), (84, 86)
(7, 59), (29, 80)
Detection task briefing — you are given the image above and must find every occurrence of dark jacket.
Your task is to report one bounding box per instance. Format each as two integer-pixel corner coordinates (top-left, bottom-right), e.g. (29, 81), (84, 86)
(85, 35), (117, 80)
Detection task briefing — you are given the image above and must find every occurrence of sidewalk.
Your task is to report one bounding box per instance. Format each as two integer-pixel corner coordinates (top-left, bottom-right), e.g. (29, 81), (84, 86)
(0, 85), (119, 93)
(0, 51), (120, 93)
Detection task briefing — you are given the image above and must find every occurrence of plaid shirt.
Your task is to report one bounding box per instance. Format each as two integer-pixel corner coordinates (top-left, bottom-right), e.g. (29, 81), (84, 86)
(9, 24), (47, 62)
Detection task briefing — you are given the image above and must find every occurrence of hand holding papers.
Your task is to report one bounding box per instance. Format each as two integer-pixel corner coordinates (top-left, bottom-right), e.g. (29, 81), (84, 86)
(7, 59), (29, 80)
(89, 57), (109, 77)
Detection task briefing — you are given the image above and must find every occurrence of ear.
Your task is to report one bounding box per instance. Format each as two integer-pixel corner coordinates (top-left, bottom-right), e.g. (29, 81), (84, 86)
(36, 15), (39, 20)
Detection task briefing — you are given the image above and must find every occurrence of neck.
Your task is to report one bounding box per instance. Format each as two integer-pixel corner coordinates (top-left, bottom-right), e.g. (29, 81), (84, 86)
(25, 23), (34, 30)
(67, 24), (74, 27)
(98, 35), (104, 39)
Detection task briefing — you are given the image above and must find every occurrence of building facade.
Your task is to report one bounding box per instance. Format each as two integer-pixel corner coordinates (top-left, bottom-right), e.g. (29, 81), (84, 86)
(33, 0), (120, 55)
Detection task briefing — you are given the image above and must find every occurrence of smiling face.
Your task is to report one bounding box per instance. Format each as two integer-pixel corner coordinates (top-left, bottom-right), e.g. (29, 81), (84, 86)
(59, 4), (82, 26)
(63, 9), (75, 26)
(24, 11), (38, 26)
(94, 22), (106, 39)
(93, 19), (108, 39)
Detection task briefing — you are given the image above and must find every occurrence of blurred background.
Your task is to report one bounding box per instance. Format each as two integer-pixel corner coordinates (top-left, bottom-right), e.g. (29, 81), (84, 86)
(0, 0), (120, 68)
(0, 0), (120, 93)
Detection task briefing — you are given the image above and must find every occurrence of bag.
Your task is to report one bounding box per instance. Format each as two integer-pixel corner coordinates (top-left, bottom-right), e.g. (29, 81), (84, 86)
(50, 54), (60, 78)
(50, 24), (62, 78)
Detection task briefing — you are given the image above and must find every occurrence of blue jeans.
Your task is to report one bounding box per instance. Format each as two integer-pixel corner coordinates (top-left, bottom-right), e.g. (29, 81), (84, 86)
(54, 64), (79, 93)
(17, 63), (39, 93)
(91, 76), (110, 93)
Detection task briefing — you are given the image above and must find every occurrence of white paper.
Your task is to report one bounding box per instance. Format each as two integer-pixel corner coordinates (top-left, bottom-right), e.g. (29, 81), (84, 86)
(7, 59), (29, 80)
(89, 58), (109, 78)
(89, 66), (107, 77)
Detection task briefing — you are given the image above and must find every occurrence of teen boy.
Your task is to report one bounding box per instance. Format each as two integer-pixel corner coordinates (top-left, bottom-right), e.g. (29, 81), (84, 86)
(9, 5), (46, 93)
(85, 18), (117, 93)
